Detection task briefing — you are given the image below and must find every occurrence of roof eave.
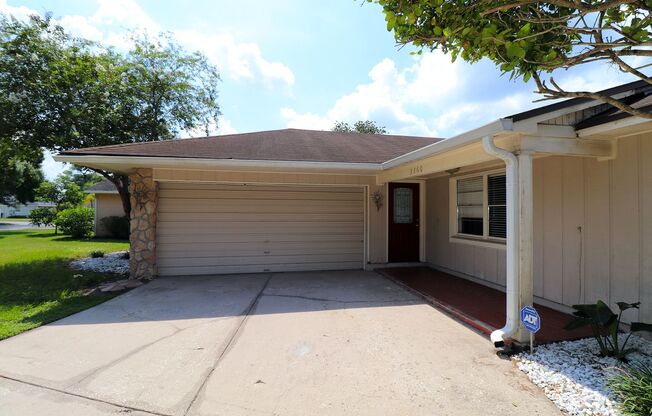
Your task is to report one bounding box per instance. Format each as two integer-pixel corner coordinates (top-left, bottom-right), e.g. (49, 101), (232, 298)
(381, 118), (513, 170)
(53, 154), (383, 175)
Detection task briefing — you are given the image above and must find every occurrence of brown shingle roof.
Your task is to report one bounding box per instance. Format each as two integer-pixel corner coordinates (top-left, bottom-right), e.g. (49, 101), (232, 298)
(60, 128), (441, 164)
(85, 180), (117, 193)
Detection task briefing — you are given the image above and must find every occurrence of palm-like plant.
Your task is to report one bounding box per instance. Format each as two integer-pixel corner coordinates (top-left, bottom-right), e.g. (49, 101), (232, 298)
(564, 300), (652, 360)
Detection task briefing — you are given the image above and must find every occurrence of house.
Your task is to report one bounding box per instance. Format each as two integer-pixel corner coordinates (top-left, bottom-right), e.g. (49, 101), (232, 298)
(85, 180), (125, 237)
(55, 80), (652, 346)
(0, 200), (55, 218)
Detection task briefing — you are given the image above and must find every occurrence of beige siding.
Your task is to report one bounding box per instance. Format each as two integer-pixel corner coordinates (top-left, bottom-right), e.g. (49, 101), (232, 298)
(426, 134), (652, 322)
(425, 177), (506, 286)
(95, 194), (124, 237)
(367, 184), (388, 264)
(156, 183), (364, 276)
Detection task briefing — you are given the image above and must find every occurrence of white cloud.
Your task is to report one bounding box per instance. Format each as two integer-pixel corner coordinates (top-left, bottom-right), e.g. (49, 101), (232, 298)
(281, 52), (460, 136)
(174, 30), (294, 87)
(216, 118), (238, 135)
(0, 0), (36, 20)
(41, 150), (68, 180)
(90, 0), (158, 32)
(44, 0), (294, 88)
(184, 117), (238, 138)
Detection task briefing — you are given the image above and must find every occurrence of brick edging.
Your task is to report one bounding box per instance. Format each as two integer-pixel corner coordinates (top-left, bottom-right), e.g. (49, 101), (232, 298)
(375, 269), (497, 337)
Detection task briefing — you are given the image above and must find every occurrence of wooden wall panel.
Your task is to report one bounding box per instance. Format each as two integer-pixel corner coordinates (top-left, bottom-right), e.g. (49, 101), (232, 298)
(533, 158), (545, 298)
(639, 137), (652, 323)
(542, 157), (564, 304)
(583, 158), (612, 305)
(609, 138), (641, 322)
(562, 158), (585, 305)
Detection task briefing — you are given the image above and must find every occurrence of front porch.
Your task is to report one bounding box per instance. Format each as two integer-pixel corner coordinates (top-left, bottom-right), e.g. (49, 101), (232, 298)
(378, 266), (594, 344)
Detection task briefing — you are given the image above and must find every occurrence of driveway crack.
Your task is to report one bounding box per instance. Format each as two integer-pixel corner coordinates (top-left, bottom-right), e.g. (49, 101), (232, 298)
(0, 374), (172, 416)
(182, 273), (273, 416)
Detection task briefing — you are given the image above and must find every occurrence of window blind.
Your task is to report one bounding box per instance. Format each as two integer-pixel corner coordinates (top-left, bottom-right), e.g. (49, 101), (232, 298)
(488, 174), (506, 238)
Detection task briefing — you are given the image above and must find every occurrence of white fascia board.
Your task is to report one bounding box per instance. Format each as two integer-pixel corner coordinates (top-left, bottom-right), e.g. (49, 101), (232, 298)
(54, 154), (383, 173)
(381, 118), (513, 170)
(576, 115), (652, 138)
(84, 190), (119, 194)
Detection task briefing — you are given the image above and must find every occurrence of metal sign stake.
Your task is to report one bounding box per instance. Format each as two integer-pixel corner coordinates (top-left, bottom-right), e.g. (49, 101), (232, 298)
(530, 332), (534, 354)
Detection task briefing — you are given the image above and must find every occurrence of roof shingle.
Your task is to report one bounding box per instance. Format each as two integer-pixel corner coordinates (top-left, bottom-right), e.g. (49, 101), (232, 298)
(61, 128), (441, 164)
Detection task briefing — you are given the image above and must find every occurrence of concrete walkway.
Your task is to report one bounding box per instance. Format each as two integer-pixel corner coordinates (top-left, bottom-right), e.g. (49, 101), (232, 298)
(0, 220), (38, 230)
(0, 271), (559, 416)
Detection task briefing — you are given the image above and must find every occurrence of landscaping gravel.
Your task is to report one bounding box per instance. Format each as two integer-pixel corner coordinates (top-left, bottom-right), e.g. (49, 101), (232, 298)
(513, 335), (652, 416)
(70, 251), (129, 275)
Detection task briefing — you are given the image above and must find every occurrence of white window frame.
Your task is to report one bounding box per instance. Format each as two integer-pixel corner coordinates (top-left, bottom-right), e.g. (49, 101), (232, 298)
(449, 169), (507, 249)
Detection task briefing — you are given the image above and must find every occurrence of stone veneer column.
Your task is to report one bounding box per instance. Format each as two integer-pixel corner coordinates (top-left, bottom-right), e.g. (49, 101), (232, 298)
(129, 169), (158, 279)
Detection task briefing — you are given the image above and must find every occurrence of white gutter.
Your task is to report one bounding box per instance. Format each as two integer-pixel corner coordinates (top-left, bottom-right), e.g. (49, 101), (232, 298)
(382, 118), (513, 169)
(481, 136), (520, 347)
(54, 155), (382, 173)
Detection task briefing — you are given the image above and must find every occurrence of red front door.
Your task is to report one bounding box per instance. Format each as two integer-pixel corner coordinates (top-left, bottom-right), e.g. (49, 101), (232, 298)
(388, 182), (420, 262)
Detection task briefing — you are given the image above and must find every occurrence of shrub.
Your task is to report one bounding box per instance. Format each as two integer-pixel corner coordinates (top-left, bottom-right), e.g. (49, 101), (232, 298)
(54, 207), (94, 238)
(100, 215), (129, 240)
(608, 363), (652, 416)
(564, 300), (652, 360)
(28, 207), (56, 227)
(90, 250), (105, 258)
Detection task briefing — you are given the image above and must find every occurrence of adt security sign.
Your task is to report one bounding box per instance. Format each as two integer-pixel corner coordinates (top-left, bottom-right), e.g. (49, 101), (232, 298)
(520, 305), (541, 333)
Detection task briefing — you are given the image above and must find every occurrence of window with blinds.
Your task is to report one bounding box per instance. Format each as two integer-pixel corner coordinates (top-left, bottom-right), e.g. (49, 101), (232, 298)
(451, 171), (507, 242)
(488, 174), (506, 238)
(457, 176), (483, 236)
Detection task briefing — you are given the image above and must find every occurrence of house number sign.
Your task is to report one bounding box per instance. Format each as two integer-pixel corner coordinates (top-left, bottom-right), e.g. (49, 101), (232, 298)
(409, 165), (423, 175)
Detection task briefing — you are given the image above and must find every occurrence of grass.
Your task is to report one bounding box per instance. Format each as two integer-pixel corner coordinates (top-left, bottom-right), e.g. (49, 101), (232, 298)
(609, 363), (652, 416)
(0, 229), (129, 340)
(1, 217), (31, 222)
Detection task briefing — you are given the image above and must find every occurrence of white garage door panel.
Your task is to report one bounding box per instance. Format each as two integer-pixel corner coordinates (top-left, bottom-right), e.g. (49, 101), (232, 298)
(156, 183), (364, 276)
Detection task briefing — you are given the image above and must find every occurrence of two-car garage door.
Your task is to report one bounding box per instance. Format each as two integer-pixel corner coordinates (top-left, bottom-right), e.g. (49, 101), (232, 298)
(156, 183), (364, 276)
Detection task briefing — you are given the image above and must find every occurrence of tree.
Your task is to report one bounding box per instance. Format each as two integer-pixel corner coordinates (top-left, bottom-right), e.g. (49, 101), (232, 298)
(0, 141), (43, 205)
(34, 176), (84, 234)
(375, 0), (652, 116)
(58, 167), (103, 192)
(0, 14), (221, 216)
(332, 120), (388, 134)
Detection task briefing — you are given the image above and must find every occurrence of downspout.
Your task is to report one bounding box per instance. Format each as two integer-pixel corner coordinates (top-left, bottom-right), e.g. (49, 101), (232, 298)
(481, 136), (520, 347)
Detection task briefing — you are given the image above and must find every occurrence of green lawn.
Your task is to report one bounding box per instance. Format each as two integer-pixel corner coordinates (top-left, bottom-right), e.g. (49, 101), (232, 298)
(1, 217), (30, 222)
(0, 229), (129, 339)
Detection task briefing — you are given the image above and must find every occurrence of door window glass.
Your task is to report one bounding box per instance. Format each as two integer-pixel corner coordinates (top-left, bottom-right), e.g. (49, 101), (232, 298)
(393, 187), (413, 224)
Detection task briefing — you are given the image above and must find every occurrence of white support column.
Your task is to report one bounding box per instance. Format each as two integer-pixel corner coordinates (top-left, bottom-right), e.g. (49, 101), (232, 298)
(513, 151), (535, 343)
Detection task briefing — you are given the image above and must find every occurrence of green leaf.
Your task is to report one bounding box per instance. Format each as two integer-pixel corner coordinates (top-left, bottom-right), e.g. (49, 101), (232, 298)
(506, 43), (525, 59)
(616, 302), (640, 311)
(631, 322), (652, 332)
(564, 317), (591, 331)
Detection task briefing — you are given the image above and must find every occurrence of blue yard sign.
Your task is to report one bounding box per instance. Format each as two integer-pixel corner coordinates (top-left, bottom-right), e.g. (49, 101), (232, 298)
(520, 305), (541, 333)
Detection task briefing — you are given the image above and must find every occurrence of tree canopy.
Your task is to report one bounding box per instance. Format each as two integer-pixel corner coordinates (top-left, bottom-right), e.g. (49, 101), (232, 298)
(374, 0), (652, 117)
(332, 120), (388, 134)
(0, 13), (221, 215)
(0, 141), (42, 205)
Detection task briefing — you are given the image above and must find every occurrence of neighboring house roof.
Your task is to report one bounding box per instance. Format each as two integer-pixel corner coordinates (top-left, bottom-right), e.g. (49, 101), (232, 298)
(85, 180), (118, 194)
(59, 128), (441, 164)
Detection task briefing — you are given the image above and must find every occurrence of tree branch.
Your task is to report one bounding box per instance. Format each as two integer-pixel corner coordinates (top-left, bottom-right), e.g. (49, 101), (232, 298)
(533, 73), (652, 119)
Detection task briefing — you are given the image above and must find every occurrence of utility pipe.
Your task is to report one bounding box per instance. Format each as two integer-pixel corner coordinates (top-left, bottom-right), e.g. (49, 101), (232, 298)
(481, 136), (520, 347)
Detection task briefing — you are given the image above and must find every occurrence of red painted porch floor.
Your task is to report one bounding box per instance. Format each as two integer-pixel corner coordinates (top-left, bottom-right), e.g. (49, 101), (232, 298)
(378, 266), (594, 344)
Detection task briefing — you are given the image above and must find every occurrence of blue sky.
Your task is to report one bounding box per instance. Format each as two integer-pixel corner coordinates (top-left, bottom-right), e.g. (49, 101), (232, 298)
(1, 0), (635, 178)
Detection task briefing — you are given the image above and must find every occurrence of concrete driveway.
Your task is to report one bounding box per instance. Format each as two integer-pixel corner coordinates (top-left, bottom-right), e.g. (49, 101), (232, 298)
(0, 271), (559, 416)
